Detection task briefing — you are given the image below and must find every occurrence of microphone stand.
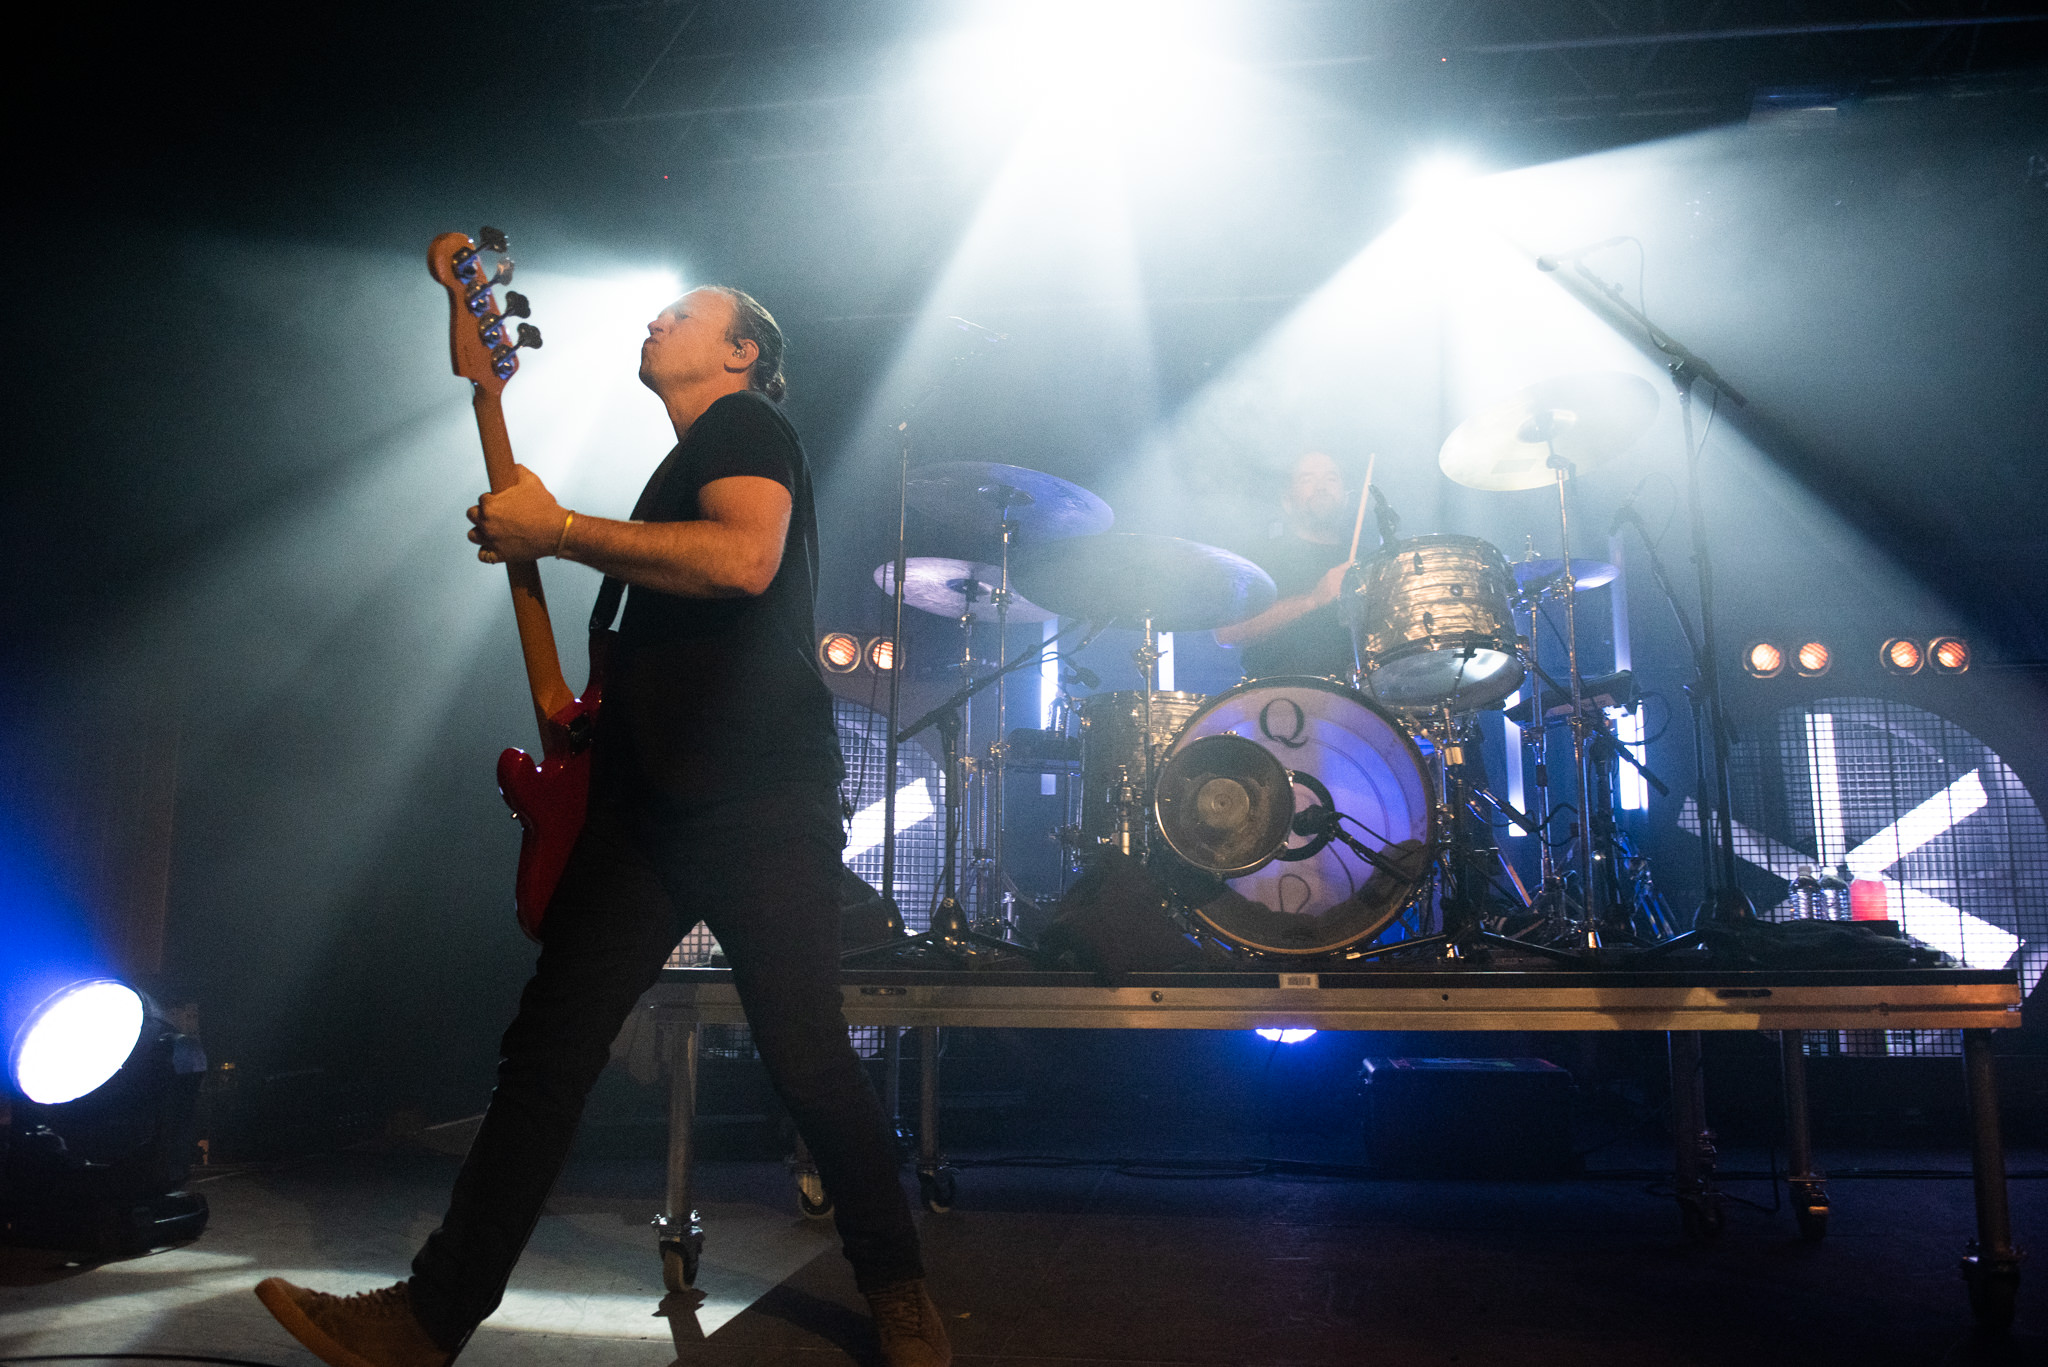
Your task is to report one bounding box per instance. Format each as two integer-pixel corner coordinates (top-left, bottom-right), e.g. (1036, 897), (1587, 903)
(1544, 255), (1755, 927)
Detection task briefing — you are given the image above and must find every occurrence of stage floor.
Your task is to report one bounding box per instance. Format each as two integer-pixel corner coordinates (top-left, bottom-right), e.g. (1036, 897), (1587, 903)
(1, 1128), (2042, 1366)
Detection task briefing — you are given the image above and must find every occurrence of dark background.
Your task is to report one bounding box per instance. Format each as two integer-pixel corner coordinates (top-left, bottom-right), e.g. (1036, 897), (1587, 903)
(6, 2), (2047, 1143)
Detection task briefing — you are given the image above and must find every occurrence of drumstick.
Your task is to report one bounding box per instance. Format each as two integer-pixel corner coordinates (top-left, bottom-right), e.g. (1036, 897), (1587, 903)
(1345, 453), (1378, 566)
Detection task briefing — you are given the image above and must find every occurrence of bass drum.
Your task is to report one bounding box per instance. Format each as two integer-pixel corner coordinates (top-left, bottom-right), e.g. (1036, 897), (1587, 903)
(1155, 677), (1435, 956)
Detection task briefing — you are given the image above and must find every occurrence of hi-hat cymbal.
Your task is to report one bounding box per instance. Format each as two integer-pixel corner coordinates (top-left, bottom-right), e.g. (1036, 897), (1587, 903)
(873, 557), (1056, 623)
(1439, 372), (1660, 492)
(1013, 533), (1277, 633)
(1511, 555), (1619, 593)
(906, 462), (1114, 541)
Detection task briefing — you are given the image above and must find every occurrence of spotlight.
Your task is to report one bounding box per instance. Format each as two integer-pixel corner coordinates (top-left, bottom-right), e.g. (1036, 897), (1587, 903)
(1929, 636), (1970, 674)
(1794, 642), (1831, 677)
(4, 980), (209, 1255)
(818, 632), (862, 673)
(1255, 1028), (1317, 1044)
(1403, 154), (1479, 208)
(10, 979), (144, 1105)
(1743, 642), (1784, 678)
(866, 637), (896, 672)
(1881, 637), (1924, 675)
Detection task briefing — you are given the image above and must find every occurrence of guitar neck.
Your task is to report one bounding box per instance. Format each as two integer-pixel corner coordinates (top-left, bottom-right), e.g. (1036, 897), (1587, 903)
(472, 387), (577, 741)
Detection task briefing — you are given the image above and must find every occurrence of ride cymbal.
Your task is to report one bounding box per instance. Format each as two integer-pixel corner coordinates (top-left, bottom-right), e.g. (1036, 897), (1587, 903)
(1013, 533), (1277, 633)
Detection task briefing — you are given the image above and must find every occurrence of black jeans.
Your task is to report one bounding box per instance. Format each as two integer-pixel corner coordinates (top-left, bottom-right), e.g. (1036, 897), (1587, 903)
(407, 782), (922, 1349)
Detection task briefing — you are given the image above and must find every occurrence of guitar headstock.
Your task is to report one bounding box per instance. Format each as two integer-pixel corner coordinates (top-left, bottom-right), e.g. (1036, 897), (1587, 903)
(427, 226), (543, 394)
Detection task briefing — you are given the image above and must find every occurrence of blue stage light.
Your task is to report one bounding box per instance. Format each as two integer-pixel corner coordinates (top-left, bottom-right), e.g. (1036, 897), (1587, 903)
(1255, 1028), (1317, 1044)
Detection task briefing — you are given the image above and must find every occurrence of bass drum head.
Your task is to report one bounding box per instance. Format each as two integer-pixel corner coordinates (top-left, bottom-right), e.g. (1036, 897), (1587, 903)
(1157, 676), (1435, 956)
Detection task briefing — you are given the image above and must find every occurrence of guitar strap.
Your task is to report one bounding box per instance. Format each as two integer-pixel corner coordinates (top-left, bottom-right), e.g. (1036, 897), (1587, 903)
(588, 576), (626, 635)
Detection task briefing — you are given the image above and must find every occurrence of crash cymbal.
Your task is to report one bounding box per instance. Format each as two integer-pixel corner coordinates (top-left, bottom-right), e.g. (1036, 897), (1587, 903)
(1013, 533), (1277, 633)
(873, 557), (1056, 623)
(906, 462), (1113, 541)
(1511, 555), (1619, 593)
(1439, 372), (1660, 492)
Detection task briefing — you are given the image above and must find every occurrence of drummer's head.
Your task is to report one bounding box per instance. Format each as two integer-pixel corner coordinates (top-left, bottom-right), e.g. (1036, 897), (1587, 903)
(1283, 451), (1348, 540)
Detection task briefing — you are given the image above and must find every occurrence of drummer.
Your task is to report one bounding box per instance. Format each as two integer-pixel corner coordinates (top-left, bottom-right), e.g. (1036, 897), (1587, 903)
(1213, 450), (1364, 680)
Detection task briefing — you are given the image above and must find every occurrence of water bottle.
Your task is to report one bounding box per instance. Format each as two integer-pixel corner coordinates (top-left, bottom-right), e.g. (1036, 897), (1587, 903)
(1791, 864), (1821, 919)
(1819, 864), (1850, 921)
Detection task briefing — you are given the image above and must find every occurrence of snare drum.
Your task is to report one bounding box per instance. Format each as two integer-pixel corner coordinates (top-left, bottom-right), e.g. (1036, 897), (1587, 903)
(1075, 690), (1208, 845)
(1349, 534), (1524, 710)
(1154, 677), (1435, 956)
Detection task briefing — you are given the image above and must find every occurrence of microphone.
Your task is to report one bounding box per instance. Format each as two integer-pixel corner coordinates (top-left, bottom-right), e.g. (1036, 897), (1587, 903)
(1536, 236), (1629, 272)
(1370, 485), (1401, 544)
(1064, 664), (1101, 690)
(948, 316), (1009, 344)
(1291, 804), (1337, 838)
(1607, 473), (1653, 537)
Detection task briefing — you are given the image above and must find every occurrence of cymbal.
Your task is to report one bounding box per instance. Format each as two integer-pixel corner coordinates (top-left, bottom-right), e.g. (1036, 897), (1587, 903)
(906, 462), (1113, 541)
(1511, 555), (1619, 593)
(873, 557), (1056, 623)
(1439, 372), (1660, 492)
(1013, 533), (1277, 633)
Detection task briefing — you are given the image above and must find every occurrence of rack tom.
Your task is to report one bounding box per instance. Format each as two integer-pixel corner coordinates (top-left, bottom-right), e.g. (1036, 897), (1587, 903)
(1348, 534), (1525, 710)
(1076, 690), (1208, 845)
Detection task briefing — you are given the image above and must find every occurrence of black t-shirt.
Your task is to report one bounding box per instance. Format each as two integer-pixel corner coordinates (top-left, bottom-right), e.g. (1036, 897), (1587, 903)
(1237, 533), (1357, 682)
(597, 390), (844, 807)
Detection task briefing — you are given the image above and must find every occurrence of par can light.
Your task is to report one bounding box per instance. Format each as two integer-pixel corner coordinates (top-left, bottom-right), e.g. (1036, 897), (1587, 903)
(9, 978), (145, 1106)
(1881, 638), (1924, 675)
(1743, 642), (1784, 679)
(1930, 637), (1970, 674)
(818, 632), (862, 673)
(1794, 642), (1831, 677)
(866, 637), (896, 672)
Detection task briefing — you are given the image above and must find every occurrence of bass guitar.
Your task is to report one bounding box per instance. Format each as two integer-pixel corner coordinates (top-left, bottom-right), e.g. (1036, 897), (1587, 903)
(427, 225), (600, 941)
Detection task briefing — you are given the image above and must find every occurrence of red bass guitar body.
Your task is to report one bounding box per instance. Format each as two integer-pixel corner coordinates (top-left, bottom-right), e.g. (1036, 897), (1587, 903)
(496, 688), (603, 942)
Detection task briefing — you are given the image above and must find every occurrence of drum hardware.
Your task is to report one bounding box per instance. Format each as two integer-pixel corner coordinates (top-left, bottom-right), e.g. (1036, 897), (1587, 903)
(1542, 258), (1755, 933)
(878, 457), (1113, 944)
(1441, 373), (1663, 954)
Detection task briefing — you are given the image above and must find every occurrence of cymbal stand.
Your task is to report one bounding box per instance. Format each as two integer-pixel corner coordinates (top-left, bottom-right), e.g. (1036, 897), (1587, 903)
(1514, 574), (1570, 928)
(979, 506), (1022, 937)
(1540, 441), (1608, 950)
(1129, 612), (1163, 861)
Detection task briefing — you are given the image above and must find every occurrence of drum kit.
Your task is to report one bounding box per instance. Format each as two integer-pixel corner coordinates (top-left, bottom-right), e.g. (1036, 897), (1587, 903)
(862, 371), (1692, 966)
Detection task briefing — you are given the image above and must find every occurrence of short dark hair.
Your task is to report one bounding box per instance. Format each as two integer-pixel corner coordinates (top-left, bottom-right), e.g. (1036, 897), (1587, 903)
(709, 286), (787, 403)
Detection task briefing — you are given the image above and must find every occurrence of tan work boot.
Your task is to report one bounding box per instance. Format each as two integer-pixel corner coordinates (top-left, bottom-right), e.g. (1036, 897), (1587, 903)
(866, 1278), (952, 1367)
(254, 1277), (452, 1367)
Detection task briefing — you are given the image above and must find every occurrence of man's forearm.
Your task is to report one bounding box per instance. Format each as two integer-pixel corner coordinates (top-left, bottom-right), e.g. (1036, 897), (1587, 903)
(1214, 592), (1322, 650)
(559, 514), (770, 598)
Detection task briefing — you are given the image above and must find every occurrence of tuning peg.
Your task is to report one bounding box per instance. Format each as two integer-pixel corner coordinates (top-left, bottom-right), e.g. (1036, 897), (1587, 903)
(501, 291), (532, 319)
(491, 257), (515, 286)
(515, 323), (543, 350)
(478, 225), (509, 253)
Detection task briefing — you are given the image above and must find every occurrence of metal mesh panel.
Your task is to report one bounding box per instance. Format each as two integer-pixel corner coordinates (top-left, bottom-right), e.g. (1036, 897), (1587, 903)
(1724, 696), (2048, 1059)
(834, 696), (947, 932)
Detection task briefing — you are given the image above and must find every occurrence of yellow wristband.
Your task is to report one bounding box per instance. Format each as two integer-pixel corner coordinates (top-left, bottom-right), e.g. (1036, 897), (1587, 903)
(555, 511), (575, 558)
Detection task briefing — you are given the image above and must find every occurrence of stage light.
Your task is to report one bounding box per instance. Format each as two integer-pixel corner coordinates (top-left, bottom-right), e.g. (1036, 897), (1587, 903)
(1255, 1028), (1317, 1044)
(867, 637), (896, 672)
(818, 632), (862, 673)
(4, 979), (209, 1254)
(1881, 638), (1924, 674)
(1403, 154), (1480, 209)
(10, 978), (144, 1106)
(1794, 642), (1831, 677)
(1930, 637), (1970, 674)
(1743, 642), (1784, 678)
